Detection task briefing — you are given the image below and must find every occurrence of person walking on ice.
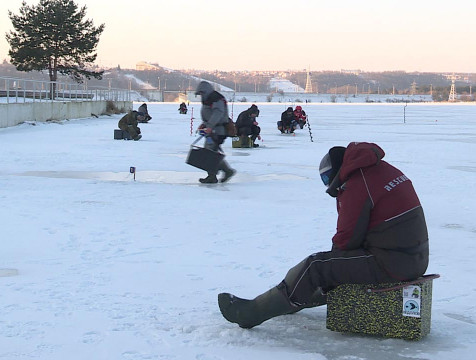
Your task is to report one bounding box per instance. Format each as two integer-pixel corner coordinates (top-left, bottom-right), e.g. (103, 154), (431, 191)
(194, 81), (236, 184)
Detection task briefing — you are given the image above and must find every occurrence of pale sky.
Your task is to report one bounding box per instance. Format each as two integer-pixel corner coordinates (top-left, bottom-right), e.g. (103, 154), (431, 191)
(1, 0), (475, 72)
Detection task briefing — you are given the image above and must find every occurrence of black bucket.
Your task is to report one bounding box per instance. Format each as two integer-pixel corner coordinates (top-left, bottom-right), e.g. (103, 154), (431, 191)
(186, 145), (224, 173)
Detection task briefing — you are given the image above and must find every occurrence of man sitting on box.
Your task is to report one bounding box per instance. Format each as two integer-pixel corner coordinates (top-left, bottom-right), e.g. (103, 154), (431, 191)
(235, 104), (261, 148)
(118, 110), (142, 141)
(218, 142), (429, 328)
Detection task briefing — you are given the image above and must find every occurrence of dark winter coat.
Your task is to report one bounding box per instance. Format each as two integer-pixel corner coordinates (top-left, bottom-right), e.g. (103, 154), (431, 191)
(281, 108), (295, 127)
(235, 109), (257, 130)
(329, 142), (429, 281)
(118, 111), (139, 130)
(195, 81), (228, 137)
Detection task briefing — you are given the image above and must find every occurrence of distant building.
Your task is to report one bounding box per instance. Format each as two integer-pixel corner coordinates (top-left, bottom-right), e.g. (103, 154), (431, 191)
(443, 73), (461, 81)
(341, 69), (362, 76)
(136, 61), (160, 71)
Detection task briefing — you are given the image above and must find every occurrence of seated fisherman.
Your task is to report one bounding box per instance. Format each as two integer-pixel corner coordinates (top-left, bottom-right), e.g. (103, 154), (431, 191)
(235, 104), (261, 148)
(118, 110), (142, 141)
(179, 102), (188, 114)
(137, 103), (152, 123)
(218, 142), (429, 329)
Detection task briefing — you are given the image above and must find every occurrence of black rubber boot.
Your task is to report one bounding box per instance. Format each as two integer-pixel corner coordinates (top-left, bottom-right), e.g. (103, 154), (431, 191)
(251, 135), (259, 148)
(199, 174), (218, 184)
(220, 169), (236, 183)
(218, 282), (297, 329)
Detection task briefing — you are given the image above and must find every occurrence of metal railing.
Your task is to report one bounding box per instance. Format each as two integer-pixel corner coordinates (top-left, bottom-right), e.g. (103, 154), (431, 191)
(0, 76), (132, 103)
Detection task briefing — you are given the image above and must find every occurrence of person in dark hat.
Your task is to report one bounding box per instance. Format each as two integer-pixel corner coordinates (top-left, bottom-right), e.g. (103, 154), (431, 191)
(235, 104), (261, 148)
(278, 106), (297, 134)
(137, 103), (152, 123)
(194, 81), (236, 184)
(178, 102), (188, 114)
(218, 142), (429, 329)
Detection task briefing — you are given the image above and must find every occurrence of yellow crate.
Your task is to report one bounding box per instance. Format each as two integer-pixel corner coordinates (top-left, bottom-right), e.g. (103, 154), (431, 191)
(232, 136), (254, 148)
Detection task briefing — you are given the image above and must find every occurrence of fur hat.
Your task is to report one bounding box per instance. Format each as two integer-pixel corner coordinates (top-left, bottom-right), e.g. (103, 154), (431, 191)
(319, 146), (346, 186)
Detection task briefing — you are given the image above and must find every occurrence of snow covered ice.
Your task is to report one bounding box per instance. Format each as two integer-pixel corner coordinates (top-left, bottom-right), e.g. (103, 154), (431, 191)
(1, 102), (475, 360)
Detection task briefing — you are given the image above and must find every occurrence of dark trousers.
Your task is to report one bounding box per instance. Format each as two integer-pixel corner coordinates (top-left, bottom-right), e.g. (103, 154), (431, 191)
(237, 125), (260, 139)
(204, 135), (232, 175)
(283, 248), (394, 306)
(118, 123), (139, 139)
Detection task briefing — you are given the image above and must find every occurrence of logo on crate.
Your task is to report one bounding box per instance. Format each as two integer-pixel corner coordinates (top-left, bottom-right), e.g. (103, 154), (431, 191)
(402, 285), (421, 318)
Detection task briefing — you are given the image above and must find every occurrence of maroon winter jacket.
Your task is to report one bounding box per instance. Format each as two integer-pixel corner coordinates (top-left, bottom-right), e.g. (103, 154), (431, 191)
(330, 142), (429, 281)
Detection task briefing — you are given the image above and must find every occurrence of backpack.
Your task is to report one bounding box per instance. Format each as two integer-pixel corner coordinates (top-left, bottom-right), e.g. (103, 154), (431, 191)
(225, 117), (237, 137)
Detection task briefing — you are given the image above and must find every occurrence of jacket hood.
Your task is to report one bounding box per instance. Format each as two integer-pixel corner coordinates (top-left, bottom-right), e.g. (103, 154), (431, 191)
(326, 142), (385, 198)
(195, 81), (215, 99)
(340, 142), (385, 181)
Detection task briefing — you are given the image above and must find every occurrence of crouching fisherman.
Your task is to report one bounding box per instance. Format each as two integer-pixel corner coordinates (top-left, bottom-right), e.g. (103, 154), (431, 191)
(294, 105), (307, 129)
(118, 110), (142, 141)
(278, 107), (297, 134)
(179, 102), (188, 114)
(195, 81), (236, 184)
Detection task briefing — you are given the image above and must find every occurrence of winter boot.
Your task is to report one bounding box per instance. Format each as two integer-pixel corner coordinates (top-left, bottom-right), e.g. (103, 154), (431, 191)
(285, 287), (327, 315)
(251, 135), (259, 148)
(199, 174), (218, 184)
(218, 282), (297, 329)
(133, 134), (142, 141)
(220, 168), (236, 183)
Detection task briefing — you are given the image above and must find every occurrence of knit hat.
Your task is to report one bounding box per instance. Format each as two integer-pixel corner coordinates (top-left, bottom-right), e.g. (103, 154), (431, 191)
(249, 104), (259, 115)
(319, 146), (346, 186)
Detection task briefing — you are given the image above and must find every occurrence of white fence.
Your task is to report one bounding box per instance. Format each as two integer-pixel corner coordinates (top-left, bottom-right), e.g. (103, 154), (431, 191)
(0, 76), (133, 128)
(0, 76), (131, 103)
